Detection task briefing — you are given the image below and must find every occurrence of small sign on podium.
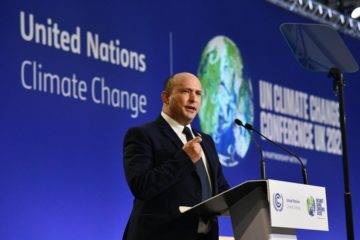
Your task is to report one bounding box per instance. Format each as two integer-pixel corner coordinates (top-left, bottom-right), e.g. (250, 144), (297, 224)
(268, 179), (329, 231)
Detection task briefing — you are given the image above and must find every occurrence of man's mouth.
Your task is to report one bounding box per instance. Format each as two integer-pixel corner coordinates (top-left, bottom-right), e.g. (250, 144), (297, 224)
(185, 106), (197, 112)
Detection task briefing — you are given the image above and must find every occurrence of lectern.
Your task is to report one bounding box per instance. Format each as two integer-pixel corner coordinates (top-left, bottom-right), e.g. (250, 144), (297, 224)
(181, 180), (328, 240)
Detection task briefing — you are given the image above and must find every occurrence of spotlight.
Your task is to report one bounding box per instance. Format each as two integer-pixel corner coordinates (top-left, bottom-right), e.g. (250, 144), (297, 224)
(351, 6), (360, 18)
(266, 0), (360, 39)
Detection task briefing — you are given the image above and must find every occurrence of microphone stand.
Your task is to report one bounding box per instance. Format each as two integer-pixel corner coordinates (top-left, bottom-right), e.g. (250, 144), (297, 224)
(234, 119), (266, 179)
(252, 134), (266, 180)
(244, 123), (308, 185)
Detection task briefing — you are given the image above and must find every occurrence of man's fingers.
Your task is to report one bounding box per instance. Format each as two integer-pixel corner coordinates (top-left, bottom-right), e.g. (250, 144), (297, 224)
(190, 136), (202, 143)
(183, 136), (203, 163)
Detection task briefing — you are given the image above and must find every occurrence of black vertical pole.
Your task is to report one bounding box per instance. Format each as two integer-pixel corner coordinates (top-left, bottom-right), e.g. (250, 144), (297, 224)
(329, 68), (354, 240)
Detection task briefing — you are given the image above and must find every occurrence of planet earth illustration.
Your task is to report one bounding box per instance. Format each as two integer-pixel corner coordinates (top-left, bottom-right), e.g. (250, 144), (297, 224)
(197, 36), (254, 167)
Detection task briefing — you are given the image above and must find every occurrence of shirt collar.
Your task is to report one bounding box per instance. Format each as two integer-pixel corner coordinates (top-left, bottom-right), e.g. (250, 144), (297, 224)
(161, 112), (192, 134)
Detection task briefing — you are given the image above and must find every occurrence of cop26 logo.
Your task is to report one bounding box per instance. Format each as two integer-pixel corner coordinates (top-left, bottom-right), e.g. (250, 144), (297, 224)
(307, 196), (316, 216)
(273, 193), (284, 212)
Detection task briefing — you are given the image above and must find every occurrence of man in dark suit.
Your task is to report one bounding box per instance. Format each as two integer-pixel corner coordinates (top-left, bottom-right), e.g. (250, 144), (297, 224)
(123, 72), (230, 240)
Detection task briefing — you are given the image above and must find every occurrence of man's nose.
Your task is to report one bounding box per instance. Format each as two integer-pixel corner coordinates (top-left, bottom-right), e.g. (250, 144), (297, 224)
(188, 91), (196, 101)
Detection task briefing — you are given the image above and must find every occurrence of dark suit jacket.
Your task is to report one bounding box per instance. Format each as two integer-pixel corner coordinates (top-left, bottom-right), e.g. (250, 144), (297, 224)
(123, 115), (230, 240)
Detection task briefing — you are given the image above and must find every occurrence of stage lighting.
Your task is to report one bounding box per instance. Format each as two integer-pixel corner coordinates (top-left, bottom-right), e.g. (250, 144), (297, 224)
(351, 6), (360, 18)
(267, 0), (360, 39)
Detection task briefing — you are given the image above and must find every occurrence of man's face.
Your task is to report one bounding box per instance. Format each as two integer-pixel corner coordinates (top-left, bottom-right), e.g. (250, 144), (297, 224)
(162, 73), (202, 125)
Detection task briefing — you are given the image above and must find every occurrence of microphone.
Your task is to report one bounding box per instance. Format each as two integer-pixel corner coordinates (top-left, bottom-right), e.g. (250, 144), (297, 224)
(234, 119), (266, 180)
(234, 119), (309, 185)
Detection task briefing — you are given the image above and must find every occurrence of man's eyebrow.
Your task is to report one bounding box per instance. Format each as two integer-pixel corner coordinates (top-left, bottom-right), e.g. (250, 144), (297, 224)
(175, 87), (203, 95)
(178, 87), (202, 91)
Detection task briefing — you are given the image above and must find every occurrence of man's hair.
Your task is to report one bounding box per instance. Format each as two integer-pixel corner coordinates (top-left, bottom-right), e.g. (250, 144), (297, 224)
(163, 74), (175, 93)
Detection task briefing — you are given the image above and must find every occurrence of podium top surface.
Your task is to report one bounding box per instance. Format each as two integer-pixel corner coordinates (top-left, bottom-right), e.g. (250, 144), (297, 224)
(181, 180), (267, 216)
(181, 179), (328, 232)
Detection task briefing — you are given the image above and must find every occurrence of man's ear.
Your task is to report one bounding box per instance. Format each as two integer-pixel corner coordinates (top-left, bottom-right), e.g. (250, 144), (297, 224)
(161, 91), (169, 104)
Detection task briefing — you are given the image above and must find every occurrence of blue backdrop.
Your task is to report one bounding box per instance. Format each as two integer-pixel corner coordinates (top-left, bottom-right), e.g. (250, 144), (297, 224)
(1, 0), (359, 239)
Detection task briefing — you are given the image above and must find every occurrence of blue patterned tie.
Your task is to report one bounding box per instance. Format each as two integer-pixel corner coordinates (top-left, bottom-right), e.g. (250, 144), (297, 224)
(183, 126), (212, 201)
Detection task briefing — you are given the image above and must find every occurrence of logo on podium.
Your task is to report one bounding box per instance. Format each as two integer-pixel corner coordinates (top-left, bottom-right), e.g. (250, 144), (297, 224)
(273, 193), (284, 212)
(307, 195), (316, 216)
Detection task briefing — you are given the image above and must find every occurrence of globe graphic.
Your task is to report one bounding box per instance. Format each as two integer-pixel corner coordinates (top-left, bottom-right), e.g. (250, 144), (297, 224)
(197, 36), (254, 167)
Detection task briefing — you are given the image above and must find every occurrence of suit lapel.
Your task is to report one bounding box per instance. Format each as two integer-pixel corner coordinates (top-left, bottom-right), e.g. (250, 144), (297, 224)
(155, 115), (183, 148)
(156, 116), (218, 194)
